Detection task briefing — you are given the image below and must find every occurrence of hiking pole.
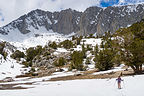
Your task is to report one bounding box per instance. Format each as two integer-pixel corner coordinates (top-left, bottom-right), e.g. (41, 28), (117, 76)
(122, 80), (125, 89)
(114, 80), (116, 87)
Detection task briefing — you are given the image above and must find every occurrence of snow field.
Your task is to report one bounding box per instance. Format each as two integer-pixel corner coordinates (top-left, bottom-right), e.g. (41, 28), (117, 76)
(0, 75), (144, 96)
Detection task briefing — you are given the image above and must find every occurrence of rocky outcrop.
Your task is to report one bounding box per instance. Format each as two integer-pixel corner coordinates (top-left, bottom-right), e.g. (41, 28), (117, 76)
(80, 4), (144, 35)
(96, 4), (144, 35)
(52, 9), (82, 34)
(79, 6), (103, 35)
(1, 3), (144, 36)
(0, 9), (82, 35)
(32, 47), (70, 69)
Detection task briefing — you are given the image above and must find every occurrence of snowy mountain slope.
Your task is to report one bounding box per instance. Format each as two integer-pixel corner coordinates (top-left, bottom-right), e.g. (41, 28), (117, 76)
(0, 32), (102, 81)
(0, 54), (29, 80)
(0, 27), (73, 80)
(94, 3), (144, 35)
(0, 29), (72, 80)
(0, 43), (29, 80)
(81, 38), (102, 46)
(0, 9), (81, 35)
(1, 3), (144, 36)
(0, 29), (70, 50)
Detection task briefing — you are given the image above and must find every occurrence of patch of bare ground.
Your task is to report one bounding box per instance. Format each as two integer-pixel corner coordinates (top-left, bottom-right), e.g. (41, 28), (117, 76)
(15, 67), (56, 79)
(15, 65), (69, 79)
(0, 82), (34, 90)
(15, 73), (32, 78)
(15, 66), (135, 82)
(48, 69), (135, 81)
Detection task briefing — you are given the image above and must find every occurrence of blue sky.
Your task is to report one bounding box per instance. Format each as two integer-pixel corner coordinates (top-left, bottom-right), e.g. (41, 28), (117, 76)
(100, 0), (119, 7)
(0, 0), (144, 27)
(100, 0), (144, 7)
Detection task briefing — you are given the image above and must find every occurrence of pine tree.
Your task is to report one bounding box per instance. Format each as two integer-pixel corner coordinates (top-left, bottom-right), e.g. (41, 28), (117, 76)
(95, 48), (115, 71)
(95, 44), (99, 56)
(82, 43), (86, 58)
(59, 40), (73, 49)
(72, 36), (76, 41)
(113, 20), (144, 74)
(86, 44), (92, 51)
(95, 32), (115, 71)
(85, 57), (91, 65)
(11, 50), (25, 59)
(70, 51), (84, 71)
(26, 47), (37, 62)
(49, 41), (57, 49)
(93, 44), (99, 62)
(76, 36), (83, 45)
(53, 57), (66, 67)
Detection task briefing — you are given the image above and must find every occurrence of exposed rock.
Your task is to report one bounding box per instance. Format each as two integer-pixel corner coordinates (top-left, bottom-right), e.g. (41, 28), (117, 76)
(56, 68), (65, 72)
(3, 77), (14, 82)
(79, 6), (103, 35)
(95, 4), (144, 35)
(32, 56), (55, 69)
(4, 42), (16, 52)
(1, 4), (144, 36)
(74, 73), (82, 76)
(0, 9), (81, 35)
(52, 9), (82, 34)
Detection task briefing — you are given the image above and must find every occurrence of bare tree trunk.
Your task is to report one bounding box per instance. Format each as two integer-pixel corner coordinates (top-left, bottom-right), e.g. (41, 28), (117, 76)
(131, 65), (142, 74)
(140, 65), (143, 72)
(135, 65), (142, 74)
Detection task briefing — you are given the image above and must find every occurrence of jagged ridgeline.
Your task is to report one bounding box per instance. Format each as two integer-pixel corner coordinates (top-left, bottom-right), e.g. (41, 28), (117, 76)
(1, 4), (144, 36)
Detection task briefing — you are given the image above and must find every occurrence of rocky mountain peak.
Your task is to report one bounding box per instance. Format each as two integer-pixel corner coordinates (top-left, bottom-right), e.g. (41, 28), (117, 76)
(1, 3), (144, 36)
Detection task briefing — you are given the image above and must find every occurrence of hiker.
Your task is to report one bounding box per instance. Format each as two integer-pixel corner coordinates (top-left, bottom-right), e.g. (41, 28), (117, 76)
(116, 76), (123, 89)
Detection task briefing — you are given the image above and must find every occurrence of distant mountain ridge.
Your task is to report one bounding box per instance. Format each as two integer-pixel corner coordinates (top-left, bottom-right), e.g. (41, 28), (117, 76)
(1, 3), (144, 36)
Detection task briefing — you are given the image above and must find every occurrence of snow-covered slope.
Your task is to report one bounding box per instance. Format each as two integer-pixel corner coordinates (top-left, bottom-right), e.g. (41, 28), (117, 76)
(0, 44), (30, 80)
(0, 27), (71, 80)
(0, 74), (144, 96)
(0, 29), (70, 50)
(81, 38), (102, 46)
(0, 54), (29, 80)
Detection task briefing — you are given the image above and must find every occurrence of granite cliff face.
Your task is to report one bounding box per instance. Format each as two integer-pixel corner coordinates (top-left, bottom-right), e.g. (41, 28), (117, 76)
(52, 9), (82, 34)
(95, 4), (144, 35)
(79, 7), (103, 35)
(1, 3), (144, 36)
(0, 9), (82, 35)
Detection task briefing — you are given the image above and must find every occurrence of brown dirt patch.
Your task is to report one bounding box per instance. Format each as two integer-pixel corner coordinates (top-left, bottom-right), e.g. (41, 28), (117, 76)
(0, 82), (34, 90)
(48, 69), (134, 81)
